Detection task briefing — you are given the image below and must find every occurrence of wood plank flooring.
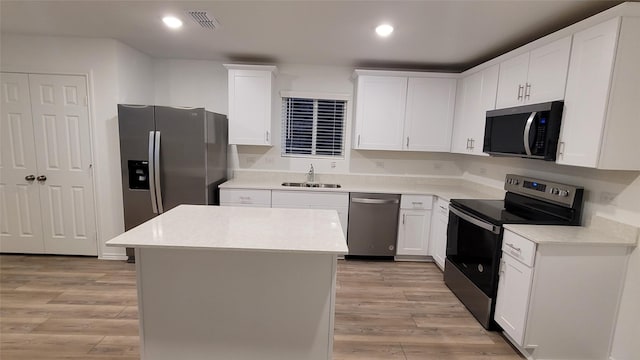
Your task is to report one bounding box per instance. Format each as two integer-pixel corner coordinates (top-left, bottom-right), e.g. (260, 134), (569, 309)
(0, 255), (522, 359)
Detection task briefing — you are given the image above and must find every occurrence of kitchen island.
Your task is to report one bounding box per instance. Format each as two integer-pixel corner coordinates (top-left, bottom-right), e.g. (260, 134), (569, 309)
(106, 204), (348, 360)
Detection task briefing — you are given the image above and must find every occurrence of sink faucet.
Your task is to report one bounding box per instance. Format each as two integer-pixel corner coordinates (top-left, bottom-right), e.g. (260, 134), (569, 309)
(307, 164), (315, 183)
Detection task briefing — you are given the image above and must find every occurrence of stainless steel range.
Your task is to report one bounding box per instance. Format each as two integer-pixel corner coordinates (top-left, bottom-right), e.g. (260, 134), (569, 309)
(444, 174), (584, 329)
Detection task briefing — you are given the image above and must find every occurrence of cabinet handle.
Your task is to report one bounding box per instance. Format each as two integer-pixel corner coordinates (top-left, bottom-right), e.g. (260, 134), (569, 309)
(402, 214), (406, 225)
(25, 175), (36, 182)
(357, 135), (361, 147)
(517, 84), (524, 100)
(469, 138), (475, 150)
(37, 175), (47, 182)
(525, 83), (531, 100)
(466, 138), (470, 149)
(412, 202), (423, 206)
(406, 137), (410, 148)
(505, 242), (521, 252)
(558, 141), (565, 157)
(266, 131), (270, 142)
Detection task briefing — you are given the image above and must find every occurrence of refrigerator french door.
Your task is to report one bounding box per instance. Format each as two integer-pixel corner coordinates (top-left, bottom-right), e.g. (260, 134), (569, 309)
(118, 105), (228, 260)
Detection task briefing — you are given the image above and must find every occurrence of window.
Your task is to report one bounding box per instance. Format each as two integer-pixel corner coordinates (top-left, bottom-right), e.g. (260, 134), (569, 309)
(281, 97), (345, 157)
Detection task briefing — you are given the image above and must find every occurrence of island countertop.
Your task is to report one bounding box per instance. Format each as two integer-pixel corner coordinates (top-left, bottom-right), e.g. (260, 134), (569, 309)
(106, 204), (348, 255)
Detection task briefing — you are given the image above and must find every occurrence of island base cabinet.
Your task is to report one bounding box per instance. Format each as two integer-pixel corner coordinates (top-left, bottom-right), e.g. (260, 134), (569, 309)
(495, 230), (631, 360)
(135, 248), (337, 360)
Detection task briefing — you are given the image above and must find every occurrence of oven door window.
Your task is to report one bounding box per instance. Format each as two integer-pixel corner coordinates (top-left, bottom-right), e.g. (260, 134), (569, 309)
(446, 210), (502, 296)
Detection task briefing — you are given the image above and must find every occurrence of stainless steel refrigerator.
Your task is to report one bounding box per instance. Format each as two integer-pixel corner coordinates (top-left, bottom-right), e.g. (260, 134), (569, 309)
(118, 105), (228, 261)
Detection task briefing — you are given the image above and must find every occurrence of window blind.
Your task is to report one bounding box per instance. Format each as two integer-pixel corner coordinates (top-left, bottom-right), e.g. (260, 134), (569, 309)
(281, 97), (345, 157)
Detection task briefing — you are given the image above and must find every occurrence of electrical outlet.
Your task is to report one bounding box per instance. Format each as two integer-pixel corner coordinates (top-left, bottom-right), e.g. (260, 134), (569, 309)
(479, 167), (487, 175)
(434, 163), (443, 170)
(600, 191), (617, 204)
(246, 156), (256, 165)
(330, 162), (336, 169)
(375, 161), (385, 169)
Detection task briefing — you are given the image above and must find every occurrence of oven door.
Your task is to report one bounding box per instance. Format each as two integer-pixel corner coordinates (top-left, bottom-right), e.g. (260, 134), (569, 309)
(446, 205), (502, 297)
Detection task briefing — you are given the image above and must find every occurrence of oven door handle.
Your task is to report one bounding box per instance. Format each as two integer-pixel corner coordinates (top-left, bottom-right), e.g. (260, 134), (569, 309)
(449, 206), (501, 234)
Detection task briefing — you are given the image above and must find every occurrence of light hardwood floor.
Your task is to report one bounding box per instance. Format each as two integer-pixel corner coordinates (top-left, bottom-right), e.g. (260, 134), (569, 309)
(0, 255), (523, 360)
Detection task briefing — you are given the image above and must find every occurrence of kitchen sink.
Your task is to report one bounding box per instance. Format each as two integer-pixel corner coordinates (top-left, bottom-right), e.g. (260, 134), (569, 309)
(281, 182), (341, 188)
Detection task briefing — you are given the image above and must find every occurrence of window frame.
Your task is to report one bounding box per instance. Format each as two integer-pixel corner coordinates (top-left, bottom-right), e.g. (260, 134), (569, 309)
(280, 91), (350, 159)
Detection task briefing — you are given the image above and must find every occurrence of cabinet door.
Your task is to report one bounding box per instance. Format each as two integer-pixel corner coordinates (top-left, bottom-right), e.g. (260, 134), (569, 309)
(496, 52), (529, 109)
(557, 18), (620, 168)
(354, 76), (406, 150)
(0, 73), (45, 253)
(396, 209), (431, 256)
(404, 77), (456, 152)
(451, 65), (498, 155)
(526, 36), (572, 104)
(494, 253), (534, 346)
(428, 199), (448, 269)
(228, 69), (272, 145)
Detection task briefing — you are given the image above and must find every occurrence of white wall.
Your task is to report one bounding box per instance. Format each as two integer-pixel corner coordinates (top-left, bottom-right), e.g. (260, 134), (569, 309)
(153, 59), (227, 112)
(460, 155), (640, 360)
(1, 34), (153, 259)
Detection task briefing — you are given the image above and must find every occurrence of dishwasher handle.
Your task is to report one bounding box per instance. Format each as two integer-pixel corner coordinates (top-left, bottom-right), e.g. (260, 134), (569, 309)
(351, 197), (399, 205)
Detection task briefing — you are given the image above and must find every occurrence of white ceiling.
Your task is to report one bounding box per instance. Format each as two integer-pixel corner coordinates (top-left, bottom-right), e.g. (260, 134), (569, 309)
(0, 0), (624, 71)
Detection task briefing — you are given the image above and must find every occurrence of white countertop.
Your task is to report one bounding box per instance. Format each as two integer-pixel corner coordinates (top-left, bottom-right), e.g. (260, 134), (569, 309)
(504, 216), (638, 246)
(106, 205), (348, 254)
(219, 178), (502, 201)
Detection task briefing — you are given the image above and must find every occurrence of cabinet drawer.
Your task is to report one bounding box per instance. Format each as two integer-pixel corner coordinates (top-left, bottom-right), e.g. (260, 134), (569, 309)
(502, 230), (536, 267)
(400, 195), (433, 210)
(220, 189), (271, 206)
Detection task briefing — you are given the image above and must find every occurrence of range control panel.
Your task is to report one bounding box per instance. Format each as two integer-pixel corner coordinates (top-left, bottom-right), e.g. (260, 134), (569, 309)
(504, 174), (583, 207)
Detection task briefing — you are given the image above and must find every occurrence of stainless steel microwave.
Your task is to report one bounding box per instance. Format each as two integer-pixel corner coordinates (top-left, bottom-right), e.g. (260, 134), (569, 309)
(483, 101), (563, 161)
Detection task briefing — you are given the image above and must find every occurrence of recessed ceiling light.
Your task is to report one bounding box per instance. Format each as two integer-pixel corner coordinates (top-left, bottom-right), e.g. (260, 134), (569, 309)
(376, 24), (394, 37)
(162, 16), (183, 29)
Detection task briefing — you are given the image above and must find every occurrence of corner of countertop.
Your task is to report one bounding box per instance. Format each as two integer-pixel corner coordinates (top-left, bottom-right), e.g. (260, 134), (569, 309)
(589, 215), (639, 245)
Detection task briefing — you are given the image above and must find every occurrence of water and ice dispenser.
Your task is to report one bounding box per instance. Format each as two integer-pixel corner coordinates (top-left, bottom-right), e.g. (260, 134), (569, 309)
(128, 160), (150, 189)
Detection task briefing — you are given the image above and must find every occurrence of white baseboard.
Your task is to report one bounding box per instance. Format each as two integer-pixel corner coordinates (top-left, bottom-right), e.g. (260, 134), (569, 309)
(99, 254), (128, 261)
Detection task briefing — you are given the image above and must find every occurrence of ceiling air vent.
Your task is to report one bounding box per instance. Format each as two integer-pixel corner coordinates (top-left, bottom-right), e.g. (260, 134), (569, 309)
(185, 10), (220, 30)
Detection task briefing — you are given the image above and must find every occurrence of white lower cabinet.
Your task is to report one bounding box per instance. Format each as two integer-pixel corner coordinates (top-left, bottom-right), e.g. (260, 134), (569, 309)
(494, 229), (631, 360)
(428, 197), (449, 269)
(396, 195), (432, 257)
(220, 189), (272, 207)
(271, 190), (349, 237)
(494, 251), (533, 346)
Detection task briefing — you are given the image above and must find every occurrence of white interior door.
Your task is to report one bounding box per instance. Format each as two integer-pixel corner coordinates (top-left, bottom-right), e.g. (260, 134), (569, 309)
(0, 73), (45, 253)
(28, 74), (97, 255)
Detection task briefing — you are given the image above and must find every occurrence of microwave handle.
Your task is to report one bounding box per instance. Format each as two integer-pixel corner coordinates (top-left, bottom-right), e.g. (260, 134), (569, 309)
(523, 111), (537, 156)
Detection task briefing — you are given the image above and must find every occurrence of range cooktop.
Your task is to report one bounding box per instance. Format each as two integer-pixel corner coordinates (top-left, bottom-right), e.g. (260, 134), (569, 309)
(450, 174), (585, 226)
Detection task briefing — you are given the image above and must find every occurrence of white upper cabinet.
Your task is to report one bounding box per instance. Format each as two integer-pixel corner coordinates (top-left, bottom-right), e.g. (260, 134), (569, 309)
(353, 70), (457, 152)
(404, 78), (457, 152)
(225, 64), (276, 146)
(353, 75), (407, 150)
(557, 17), (640, 170)
(495, 36), (572, 109)
(451, 64), (499, 155)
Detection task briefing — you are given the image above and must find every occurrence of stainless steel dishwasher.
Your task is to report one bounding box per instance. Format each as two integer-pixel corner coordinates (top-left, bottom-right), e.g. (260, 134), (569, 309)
(347, 193), (401, 256)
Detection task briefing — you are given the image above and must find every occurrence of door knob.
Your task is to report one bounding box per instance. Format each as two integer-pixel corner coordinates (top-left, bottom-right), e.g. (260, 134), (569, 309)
(37, 175), (47, 182)
(25, 175), (36, 181)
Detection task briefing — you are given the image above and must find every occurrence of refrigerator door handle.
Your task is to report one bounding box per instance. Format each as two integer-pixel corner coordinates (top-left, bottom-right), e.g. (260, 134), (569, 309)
(154, 131), (164, 213)
(148, 131), (158, 214)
